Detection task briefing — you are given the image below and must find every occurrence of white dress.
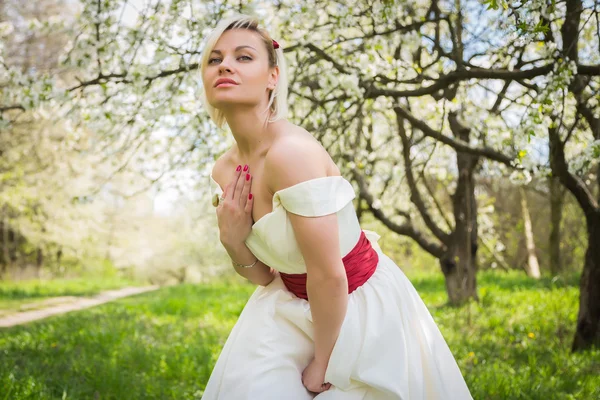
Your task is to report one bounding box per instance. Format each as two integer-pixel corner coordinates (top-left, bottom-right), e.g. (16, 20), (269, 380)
(204, 174), (473, 400)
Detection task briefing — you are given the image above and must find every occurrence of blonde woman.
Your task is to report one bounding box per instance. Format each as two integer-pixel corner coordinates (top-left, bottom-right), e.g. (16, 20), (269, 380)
(201, 13), (473, 400)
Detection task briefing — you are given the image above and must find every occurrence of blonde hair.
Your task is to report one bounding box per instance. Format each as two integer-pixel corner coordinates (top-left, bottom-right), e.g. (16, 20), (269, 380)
(199, 14), (288, 130)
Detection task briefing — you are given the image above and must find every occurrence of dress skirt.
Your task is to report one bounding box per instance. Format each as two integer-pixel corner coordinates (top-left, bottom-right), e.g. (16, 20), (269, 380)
(201, 247), (473, 400)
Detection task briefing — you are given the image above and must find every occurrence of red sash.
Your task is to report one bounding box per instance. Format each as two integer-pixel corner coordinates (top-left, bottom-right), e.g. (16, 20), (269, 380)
(279, 230), (379, 301)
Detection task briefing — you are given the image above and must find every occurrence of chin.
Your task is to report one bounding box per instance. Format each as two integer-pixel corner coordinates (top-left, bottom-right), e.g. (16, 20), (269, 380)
(213, 97), (258, 109)
(210, 98), (239, 108)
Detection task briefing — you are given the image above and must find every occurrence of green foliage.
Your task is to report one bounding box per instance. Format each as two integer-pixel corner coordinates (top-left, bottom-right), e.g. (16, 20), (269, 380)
(0, 271), (598, 399)
(482, 0), (508, 11)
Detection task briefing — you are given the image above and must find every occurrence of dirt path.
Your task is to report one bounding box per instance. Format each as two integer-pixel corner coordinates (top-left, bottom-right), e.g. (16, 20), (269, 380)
(0, 285), (160, 328)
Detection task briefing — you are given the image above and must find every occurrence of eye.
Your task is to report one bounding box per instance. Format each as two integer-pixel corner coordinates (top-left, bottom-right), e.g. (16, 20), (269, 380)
(208, 55), (252, 64)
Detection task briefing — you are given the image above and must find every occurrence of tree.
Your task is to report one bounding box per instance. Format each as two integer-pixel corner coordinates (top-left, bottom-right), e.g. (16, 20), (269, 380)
(277, 0), (527, 304)
(277, 0), (599, 348)
(549, 175), (566, 274)
(519, 186), (541, 278)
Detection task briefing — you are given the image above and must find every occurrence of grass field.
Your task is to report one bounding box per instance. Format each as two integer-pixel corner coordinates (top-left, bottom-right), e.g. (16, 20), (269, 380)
(0, 271), (598, 399)
(0, 277), (144, 313)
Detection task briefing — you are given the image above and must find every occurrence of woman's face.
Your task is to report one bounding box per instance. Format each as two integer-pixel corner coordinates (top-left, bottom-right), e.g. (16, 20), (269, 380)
(202, 29), (276, 111)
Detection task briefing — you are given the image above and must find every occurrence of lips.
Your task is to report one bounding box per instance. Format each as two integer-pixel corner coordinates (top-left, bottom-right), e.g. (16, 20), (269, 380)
(214, 78), (238, 87)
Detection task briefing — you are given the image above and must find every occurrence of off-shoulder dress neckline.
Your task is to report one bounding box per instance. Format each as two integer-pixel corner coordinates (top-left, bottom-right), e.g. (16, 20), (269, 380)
(210, 174), (347, 227)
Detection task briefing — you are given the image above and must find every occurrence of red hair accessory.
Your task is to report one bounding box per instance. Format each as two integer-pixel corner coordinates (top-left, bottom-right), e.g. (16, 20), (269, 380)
(272, 39), (280, 49)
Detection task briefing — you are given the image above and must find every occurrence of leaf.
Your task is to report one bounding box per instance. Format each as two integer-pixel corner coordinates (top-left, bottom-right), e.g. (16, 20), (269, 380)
(483, 0), (499, 10)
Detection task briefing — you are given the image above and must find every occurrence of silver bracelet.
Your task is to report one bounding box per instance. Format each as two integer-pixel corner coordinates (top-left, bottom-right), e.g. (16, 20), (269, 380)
(231, 258), (259, 269)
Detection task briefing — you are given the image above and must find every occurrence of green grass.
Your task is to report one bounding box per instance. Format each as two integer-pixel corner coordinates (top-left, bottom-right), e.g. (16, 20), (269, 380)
(0, 277), (144, 312)
(417, 271), (599, 399)
(0, 270), (598, 399)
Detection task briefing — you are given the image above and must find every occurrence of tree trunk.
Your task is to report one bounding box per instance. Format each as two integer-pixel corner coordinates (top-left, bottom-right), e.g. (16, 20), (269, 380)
(36, 247), (44, 278)
(56, 248), (62, 267)
(2, 214), (10, 274)
(443, 182), (478, 303)
(520, 187), (541, 278)
(442, 240), (478, 304)
(572, 212), (600, 351)
(549, 176), (564, 274)
(443, 125), (479, 304)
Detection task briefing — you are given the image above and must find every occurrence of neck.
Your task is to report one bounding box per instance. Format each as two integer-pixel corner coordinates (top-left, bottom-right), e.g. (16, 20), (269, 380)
(222, 105), (284, 160)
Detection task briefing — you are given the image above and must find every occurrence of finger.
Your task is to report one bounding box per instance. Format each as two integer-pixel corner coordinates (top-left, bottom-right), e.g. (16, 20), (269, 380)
(311, 386), (325, 393)
(228, 165), (242, 200)
(245, 192), (253, 214)
(240, 172), (251, 207)
(234, 165), (246, 201)
(306, 382), (323, 393)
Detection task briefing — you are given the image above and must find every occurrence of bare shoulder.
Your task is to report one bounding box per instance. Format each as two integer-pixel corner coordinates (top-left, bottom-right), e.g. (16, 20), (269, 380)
(211, 147), (235, 189)
(265, 125), (340, 193)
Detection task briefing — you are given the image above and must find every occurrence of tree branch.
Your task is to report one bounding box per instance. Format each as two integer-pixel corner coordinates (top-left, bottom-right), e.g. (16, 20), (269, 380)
(351, 169), (447, 258)
(363, 65), (554, 99)
(420, 167), (454, 232)
(68, 63), (199, 91)
(395, 111), (451, 244)
(548, 125), (598, 217)
(576, 100), (600, 141)
(305, 43), (351, 74)
(393, 104), (516, 166)
(578, 64), (600, 75)
(0, 105), (25, 112)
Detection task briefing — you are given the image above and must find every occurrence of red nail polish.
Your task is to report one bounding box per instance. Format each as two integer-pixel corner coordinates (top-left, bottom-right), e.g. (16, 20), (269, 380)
(246, 173), (250, 181)
(243, 165), (248, 171)
(249, 193), (253, 200)
(236, 165), (241, 171)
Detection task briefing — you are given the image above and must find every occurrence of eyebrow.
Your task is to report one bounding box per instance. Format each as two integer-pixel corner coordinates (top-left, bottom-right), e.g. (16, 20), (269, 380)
(210, 45), (257, 55)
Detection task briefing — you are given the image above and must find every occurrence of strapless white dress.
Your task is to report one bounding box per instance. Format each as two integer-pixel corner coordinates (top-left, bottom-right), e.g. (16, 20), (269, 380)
(203, 174), (473, 400)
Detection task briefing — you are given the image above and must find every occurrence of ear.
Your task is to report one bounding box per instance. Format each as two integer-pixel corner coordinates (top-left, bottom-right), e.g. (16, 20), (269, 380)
(268, 65), (279, 90)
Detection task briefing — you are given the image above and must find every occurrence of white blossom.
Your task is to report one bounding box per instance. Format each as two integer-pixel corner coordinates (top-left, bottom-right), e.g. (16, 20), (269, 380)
(0, 21), (14, 37)
(509, 169), (532, 185)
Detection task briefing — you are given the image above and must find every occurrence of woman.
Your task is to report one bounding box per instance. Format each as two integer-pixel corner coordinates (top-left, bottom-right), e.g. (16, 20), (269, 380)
(201, 13), (473, 400)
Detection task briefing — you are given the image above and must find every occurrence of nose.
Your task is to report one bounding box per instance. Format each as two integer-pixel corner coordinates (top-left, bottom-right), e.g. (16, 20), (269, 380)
(219, 58), (232, 74)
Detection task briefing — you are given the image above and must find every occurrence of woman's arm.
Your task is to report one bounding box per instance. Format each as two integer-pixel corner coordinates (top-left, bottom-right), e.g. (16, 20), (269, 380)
(300, 214), (348, 364)
(212, 155), (275, 287)
(265, 134), (348, 365)
(222, 241), (276, 286)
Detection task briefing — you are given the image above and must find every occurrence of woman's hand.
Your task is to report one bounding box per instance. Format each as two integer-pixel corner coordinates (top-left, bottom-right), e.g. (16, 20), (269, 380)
(302, 358), (332, 394)
(217, 164), (254, 247)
